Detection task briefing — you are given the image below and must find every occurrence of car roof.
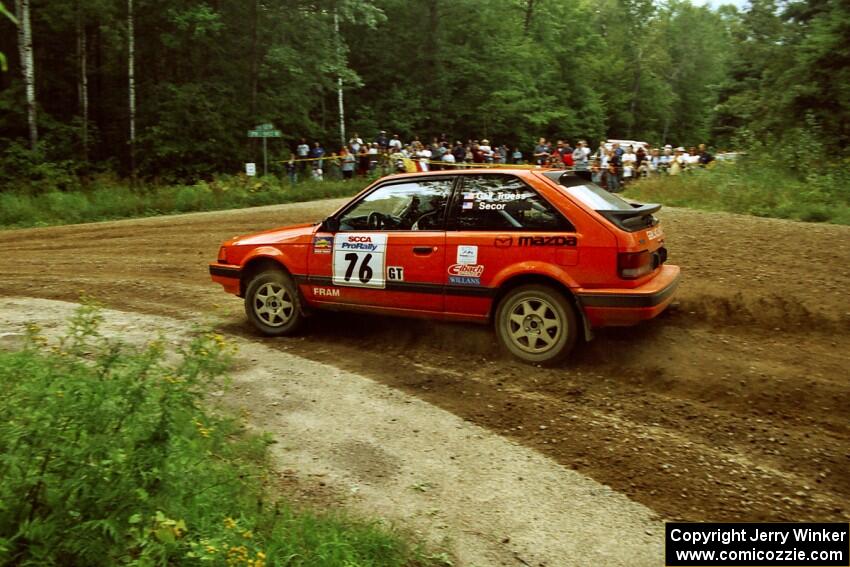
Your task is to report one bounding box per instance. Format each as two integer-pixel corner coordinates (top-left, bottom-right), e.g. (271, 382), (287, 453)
(377, 168), (552, 182)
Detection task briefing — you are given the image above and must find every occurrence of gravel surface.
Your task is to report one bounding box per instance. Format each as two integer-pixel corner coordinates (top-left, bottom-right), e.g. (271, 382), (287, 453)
(2, 198), (848, 530)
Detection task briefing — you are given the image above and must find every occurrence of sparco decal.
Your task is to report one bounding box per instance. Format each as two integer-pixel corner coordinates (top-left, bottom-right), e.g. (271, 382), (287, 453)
(312, 236), (333, 254)
(518, 235), (577, 247)
(448, 264), (484, 277)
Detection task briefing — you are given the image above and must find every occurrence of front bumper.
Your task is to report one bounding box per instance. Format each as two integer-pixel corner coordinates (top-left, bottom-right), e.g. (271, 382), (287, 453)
(209, 263), (241, 295)
(576, 264), (681, 327)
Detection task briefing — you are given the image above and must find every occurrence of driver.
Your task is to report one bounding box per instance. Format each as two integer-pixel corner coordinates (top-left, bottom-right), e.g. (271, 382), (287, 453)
(412, 195), (447, 230)
(400, 196), (422, 227)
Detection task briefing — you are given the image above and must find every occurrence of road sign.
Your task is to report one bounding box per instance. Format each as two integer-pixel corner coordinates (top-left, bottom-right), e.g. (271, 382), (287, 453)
(245, 163), (256, 176)
(247, 123), (281, 177)
(247, 129), (281, 138)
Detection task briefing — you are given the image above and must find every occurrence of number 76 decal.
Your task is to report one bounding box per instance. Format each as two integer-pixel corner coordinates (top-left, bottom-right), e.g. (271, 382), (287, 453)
(343, 253), (374, 284)
(332, 233), (388, 288)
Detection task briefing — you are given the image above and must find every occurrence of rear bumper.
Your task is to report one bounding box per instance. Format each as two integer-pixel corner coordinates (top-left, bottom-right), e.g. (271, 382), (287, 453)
(209, 263), (241, 295)
(576, 264), (680, 327)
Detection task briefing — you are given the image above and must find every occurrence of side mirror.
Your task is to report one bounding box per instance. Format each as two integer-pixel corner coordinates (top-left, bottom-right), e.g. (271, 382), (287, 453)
(321, 217), (340, 233)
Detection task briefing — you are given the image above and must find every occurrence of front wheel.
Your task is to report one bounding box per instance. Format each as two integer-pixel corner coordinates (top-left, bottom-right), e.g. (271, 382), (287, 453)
(244, 270), (305, 336)
(494, 284), (578, 365)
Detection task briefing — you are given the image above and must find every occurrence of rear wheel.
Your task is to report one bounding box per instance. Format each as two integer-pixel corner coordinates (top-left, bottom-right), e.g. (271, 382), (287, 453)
(244, 270), (304, 336)
(495, 284), (578, 365)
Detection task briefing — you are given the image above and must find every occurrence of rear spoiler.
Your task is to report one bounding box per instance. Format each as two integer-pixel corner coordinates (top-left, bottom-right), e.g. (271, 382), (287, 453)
(597, 203), (661, 231)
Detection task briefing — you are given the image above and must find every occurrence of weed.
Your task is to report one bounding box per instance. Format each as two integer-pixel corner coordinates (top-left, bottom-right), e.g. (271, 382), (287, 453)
(0, 306), (439, 566)
(0, 175), (368, 229)
(625, 152), (850, 225)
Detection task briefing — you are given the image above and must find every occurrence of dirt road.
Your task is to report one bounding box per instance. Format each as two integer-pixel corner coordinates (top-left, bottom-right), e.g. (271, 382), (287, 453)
(3, 200), (849, 527)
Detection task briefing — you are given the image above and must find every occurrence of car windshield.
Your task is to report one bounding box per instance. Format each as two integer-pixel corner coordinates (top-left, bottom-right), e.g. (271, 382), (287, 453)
(542, 171), (633, 211)
(338, 179), (452, 231)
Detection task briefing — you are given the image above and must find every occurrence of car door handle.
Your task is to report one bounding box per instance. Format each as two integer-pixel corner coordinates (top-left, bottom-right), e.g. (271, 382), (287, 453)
(413, 246), (435, 255)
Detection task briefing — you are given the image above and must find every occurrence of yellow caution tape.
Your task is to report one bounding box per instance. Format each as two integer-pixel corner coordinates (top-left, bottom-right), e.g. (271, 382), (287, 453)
(274, 154), (711, 173)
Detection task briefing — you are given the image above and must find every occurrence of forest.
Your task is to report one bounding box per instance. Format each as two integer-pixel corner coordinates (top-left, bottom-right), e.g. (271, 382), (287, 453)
(0, 0), (848, 183)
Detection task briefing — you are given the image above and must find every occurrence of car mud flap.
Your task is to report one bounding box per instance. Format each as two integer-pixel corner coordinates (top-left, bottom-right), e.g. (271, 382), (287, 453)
(292, 274), (315, 317)
(574, 296), (595, 342)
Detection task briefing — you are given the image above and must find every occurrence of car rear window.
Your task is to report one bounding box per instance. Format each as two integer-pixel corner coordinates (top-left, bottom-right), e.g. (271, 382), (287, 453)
(542, 171), (660, 231)
(542, 171), (633, 210)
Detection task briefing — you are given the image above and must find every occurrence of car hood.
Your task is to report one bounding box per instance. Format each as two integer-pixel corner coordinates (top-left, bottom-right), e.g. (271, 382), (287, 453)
(227, 223), (316, 246)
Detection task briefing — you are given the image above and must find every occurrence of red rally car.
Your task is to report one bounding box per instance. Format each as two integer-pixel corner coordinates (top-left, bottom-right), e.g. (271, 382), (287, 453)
(210, 169), (680, 364)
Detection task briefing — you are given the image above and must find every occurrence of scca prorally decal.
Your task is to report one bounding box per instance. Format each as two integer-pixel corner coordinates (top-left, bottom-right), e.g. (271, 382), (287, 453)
(518, 235), (577, 247)
(448, 263), (484, 277)
(312, 236), (333, 254)
(340, 235), (380, 252)
(494, 235), (513, 248)
(646, 227), (663, 240)
(313, 287), (340, 297)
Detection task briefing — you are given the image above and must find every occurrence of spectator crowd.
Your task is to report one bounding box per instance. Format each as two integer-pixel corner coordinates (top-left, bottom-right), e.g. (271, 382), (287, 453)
(280, 130), (715, 193)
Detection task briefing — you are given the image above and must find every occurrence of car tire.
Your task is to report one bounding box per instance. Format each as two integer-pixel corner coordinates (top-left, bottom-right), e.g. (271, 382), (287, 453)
(495, 284), (578, 365)
(244, 270), (305, 336)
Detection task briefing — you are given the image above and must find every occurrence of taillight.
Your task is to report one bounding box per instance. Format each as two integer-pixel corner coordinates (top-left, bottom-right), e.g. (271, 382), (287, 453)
(618, 250), (653, 279)
(217, 246), (228, 263)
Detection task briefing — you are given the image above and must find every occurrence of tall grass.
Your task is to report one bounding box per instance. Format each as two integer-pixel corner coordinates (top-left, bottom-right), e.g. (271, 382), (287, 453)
(0, 175), (368, 229)
(624, 157), (850, 225)
(0, 306), (442, 566)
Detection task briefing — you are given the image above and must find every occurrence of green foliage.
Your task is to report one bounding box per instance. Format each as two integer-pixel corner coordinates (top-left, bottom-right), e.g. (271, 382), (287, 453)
(0, 0), (735, 183)
(0, 306), (435, 566)
(624, 147), (850, 225)
(0, 3), (13, 23)
(0, 175), (365, 228)
(0, 0), (845, 183)
(713, 0), (850, 149)
(0, 2), (15, 71)
(0, 142), (83, 193)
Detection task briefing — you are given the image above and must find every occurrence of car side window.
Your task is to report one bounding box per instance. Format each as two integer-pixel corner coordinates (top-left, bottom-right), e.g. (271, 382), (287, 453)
(452, 175), (574, 231)
(338, 178), (454, 231)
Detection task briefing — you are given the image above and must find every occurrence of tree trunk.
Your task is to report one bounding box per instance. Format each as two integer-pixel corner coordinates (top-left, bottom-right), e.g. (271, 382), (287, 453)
(94, 21), (103, 159)
(76, 0), (88, 160)
(127, 0), (135, 178)
(662, 68), (680, 145)
(626, 47), (643, 139)
(249, 0), (258, 117)
(425, 0), (439, 127)
(334, 8), (345, 147)
(427, 0), (438, 72)
(523, 0), (535, 37)
(16, 0), (37, 150)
